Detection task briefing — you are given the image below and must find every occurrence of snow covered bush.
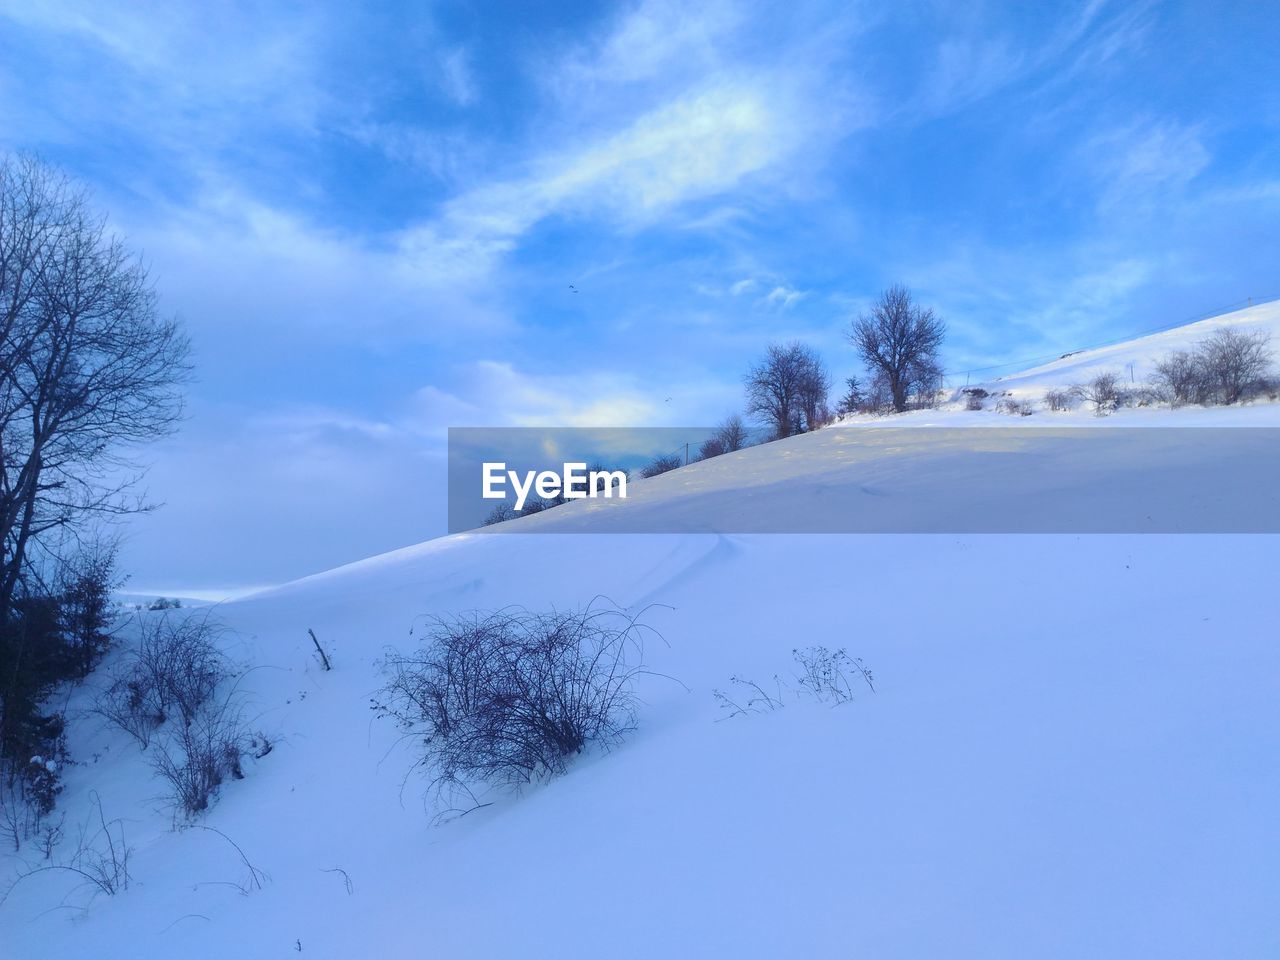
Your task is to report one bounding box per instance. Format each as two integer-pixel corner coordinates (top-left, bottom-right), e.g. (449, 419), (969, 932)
(376, 604), (656, 799)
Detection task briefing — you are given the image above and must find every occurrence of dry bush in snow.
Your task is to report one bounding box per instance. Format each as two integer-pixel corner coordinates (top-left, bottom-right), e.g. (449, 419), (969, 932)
(641, 454), (683, 478)
(150, 691), (259, 817)
(376, 604), (660, 800)
(715, 646), (874, 718)
(1043, 388), (1074, 412)
(1151, 328), (1273, 407)
(1152, 350), (1209, 407)
(1192, 328), (1273, 404)
(1072, 372), (1123, 416)
(93, 612), (267, 817)
(95, 612), (227, 749)
(1, 792), (131, 908)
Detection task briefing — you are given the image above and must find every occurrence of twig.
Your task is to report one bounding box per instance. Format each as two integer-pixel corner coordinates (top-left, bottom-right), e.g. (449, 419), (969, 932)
(308, 629), (331, 671)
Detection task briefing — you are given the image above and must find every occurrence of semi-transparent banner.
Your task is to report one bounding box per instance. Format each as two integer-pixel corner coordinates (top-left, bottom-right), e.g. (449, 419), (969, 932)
(448, 426), (1280, 534)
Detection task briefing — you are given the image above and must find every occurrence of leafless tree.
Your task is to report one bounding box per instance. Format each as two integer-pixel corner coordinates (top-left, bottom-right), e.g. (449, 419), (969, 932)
(1072, 372), (1123, 416)
(641, 453), (683, 477)
(482, 502), (515, 526)
(745, 342), (829, 439)
(0, 154), (190, 622)
(1195, 328), (1273, 404)
(1043, 388), (1074, 412)
(1152, 350), (1206, 407)
(848, 285), (946, 413)
(714, 414), (748, 452)
(697, 436), (726, 460)
(700, 414), (751, 459)
(795, 346), (831, 430)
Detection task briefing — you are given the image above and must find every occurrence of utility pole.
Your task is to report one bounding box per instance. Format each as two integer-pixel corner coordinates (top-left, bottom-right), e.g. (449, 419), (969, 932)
(684, 442), (690, 465)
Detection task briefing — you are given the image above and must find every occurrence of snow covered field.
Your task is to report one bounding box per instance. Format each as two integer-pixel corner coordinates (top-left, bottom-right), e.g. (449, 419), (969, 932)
(3, 305), (1279, 958)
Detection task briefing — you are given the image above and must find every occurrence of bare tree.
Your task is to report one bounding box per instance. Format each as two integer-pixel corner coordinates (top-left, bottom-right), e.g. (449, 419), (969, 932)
(1195, 328), (1272, 404)
(640, 453), (683, 478)
(0, 155), (190, 621)
(848, 285), (946, 413)
(745, 342), (829, 439)
(1072, 372), (1123, 416)
(714, 414), (747, 452)
(796, 347), (831, 430)
(1152, 350), (1206, 407)
(697, 437), (726, 460)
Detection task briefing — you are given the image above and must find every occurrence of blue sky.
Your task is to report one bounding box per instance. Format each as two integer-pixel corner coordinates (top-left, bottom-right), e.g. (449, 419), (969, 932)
(1, 1), (1277, 594)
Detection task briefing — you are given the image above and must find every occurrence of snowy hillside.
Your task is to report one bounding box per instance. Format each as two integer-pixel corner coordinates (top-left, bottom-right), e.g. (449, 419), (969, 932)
(3, 308), (1280, 959)
(951, 298), (1280, 414)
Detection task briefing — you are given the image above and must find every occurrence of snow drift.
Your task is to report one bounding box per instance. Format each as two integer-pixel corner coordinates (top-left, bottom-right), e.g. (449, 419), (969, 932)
(3, 303), (1279, 959)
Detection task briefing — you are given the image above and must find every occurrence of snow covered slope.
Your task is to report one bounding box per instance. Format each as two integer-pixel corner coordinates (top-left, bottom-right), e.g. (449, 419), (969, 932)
(970, 298), (1280, 404)
(3, 307), (1280, 959)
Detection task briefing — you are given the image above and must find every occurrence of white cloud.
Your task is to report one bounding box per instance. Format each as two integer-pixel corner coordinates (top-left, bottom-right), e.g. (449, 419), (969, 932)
(1086, 118), (1211, 213)
(550, 0), (741, 94)
(396, 79), (800, 281)
(439, 48), (477, 106)
(764, 285), (806, 309)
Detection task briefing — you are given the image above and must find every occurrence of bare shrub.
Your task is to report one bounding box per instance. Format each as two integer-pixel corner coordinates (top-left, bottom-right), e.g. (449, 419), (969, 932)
(715, 647), (874, 718)
(996, 397), (1034, 416)
(698, 437), (726, 460)
(95, 612), (227, 749)
(1151, 328), (1274, 407)
(482, 502), (515, 526)
(150, 691), (254, 817)
(793, 647), (875, 703)
(1, 792), (131, 907)
(1044, 388), (1074, 412)
(1072, 372), (1123, 416)
(1152, 350), (1207, 406)
(91, 613), (263, 817)
(376, 604), (658, 799)
(1195, 328), (1273, 404)
(965, 392), (984, 411)
(641, 453), (683, 478)
(713, 676), (786, 719)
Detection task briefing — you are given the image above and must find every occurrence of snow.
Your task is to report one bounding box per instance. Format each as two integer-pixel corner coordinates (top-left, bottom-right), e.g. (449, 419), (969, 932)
(3, 305), (1280, 958)
(959, 298), (1280, 404)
